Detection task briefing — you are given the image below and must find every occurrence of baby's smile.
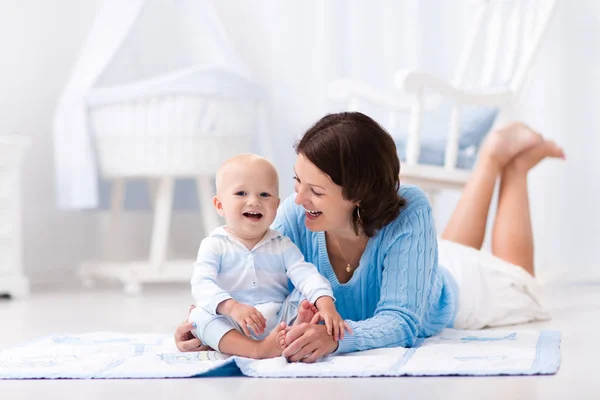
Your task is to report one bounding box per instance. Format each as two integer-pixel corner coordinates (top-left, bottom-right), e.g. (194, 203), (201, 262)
(243, 211), (263, 222)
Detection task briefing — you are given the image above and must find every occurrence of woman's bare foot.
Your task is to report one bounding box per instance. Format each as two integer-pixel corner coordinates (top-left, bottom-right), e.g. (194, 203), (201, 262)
(255, 322), (287, 359)
(506, 139), (565, 172)
(294, 300), (318, 326)
(480, 122), (544, 170)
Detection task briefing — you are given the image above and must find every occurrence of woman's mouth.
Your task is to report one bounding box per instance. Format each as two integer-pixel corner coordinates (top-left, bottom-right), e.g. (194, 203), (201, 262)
(243, 212), (263, 222)
(304, 208), (322, 220)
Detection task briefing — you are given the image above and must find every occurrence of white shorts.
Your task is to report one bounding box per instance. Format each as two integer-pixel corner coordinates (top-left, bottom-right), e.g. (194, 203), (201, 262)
(438, 238), (551, 330)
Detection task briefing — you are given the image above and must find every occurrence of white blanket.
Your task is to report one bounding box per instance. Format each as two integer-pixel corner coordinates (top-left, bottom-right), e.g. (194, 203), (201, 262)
(0, 329), (560, 379)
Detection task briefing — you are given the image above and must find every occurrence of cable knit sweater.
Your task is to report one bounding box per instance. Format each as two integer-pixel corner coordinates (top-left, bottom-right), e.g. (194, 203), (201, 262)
(272, 185), (458, 354)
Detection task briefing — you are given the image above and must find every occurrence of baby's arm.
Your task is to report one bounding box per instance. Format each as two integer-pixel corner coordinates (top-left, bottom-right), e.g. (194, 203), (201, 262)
(190, 237), (235, 315)
(281, 238), (333, 303)
(280, 238), (351, 339)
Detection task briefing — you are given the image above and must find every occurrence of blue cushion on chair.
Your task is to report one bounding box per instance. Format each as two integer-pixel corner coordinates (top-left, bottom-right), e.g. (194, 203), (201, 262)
(392, 105), (498, 170)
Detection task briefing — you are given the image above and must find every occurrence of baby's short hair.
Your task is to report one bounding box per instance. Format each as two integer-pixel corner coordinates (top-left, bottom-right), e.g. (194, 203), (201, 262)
(215, 153), (279, 194)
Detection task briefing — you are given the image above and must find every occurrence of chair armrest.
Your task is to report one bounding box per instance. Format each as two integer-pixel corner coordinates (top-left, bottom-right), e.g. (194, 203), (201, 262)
(394, 70), (512, 107)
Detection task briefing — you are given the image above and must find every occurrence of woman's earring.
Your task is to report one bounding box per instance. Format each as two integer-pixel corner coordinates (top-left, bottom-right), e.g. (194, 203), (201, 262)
(356, 207), (362, 221)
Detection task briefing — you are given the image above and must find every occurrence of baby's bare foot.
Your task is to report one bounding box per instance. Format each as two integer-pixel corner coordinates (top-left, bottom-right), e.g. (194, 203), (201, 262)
(507, 139), (565, 172)
(480, 122), (544, 170)
(256, 322), (287, 359)
(294, 300), (317, 326)
(277, 329), (287, 350)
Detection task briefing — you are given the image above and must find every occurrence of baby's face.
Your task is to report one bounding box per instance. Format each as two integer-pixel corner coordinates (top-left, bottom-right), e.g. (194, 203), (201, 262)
(215, 161), (280, 241)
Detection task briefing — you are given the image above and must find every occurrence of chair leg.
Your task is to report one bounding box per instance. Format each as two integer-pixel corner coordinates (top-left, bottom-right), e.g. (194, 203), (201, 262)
(197, 175), (220, 236)
(149, 177), (174, 271)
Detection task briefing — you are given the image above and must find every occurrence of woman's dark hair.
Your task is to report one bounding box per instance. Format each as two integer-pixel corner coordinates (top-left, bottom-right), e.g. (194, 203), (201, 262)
(295, 112), (406, 237)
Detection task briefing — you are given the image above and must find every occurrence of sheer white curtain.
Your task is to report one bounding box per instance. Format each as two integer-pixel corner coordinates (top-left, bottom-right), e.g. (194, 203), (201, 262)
(53, 0), (144, 210)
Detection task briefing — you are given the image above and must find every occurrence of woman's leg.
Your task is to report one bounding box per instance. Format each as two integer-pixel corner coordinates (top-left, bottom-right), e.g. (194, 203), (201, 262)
(441, 123), (543, 249)
(491, 140), (565, 276)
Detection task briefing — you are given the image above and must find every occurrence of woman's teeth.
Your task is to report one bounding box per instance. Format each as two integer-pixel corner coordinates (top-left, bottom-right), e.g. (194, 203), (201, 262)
(304, 208), (322, 216)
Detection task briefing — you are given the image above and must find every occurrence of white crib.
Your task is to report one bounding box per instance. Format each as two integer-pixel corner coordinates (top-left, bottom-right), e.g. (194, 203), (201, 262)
(78, 67), (269, 294)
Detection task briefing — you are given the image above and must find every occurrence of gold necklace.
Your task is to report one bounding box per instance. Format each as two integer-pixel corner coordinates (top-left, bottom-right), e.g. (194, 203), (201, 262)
(330, 233), (366, 273)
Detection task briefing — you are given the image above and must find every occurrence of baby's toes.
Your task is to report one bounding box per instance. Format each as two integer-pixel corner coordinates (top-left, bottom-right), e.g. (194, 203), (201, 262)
(277, 330), (287, 349)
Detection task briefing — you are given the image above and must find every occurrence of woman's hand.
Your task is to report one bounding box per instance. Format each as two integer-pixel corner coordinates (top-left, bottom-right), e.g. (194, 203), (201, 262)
(281, 323), (339, 363)
(174, 305), (205, 352)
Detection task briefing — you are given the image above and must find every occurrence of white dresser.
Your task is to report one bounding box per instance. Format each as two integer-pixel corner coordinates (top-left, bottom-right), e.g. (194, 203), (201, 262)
(0, 136), (30, 299)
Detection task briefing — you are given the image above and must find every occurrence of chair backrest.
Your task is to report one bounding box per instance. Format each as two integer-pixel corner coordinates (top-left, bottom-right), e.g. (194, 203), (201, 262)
(453, 0), (557, 96)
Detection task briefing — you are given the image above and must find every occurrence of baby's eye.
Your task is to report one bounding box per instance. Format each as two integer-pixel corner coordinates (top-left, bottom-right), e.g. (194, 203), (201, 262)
(260, 192), (271, 197)
(235, 191), (247, 196)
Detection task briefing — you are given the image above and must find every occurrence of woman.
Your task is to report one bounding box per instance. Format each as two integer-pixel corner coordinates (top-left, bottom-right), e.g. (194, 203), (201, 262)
(175, 112), (565, 363)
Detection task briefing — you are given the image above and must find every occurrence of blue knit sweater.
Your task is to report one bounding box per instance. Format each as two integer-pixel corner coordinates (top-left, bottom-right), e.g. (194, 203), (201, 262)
(272, 185), (457, 354)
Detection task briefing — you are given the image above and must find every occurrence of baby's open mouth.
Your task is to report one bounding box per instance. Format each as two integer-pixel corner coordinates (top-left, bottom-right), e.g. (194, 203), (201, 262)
(243, 212), (263, 222)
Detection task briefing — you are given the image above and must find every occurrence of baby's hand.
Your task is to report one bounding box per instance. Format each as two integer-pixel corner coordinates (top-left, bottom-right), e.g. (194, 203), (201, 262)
(315, 297), (353, 341)
(218, 299), (267, 337)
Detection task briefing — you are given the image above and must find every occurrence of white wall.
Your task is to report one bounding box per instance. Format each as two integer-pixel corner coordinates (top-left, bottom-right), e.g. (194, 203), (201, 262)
(0, 0), (104, 286)
(2, 0), (599, 287)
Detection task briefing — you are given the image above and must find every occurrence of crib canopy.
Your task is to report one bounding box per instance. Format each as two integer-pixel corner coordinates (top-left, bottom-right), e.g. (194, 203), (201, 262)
(53, 0), (262, 209)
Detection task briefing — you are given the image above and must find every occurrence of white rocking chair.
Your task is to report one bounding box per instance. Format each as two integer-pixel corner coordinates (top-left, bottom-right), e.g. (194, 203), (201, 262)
(327, 0), (558, 200)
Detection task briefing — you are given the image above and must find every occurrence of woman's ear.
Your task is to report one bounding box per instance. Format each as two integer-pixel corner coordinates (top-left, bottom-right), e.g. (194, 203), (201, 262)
(213, 195), (225, 217)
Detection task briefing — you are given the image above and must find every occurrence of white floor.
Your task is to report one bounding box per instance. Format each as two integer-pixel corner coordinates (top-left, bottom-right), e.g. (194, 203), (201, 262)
(0, 281), (599, 400)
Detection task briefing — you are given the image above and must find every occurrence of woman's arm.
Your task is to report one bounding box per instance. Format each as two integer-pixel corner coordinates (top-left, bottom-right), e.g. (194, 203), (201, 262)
(337, 206), (439, 353)
(284, 205), (440, 360)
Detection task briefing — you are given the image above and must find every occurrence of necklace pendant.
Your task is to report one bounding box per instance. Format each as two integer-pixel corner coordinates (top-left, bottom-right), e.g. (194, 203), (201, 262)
(346, 264), (352, 273)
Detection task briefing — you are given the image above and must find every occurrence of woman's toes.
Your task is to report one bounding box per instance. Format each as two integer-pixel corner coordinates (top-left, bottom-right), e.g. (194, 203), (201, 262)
(509, 139), (565, 171)
(480, 123), (544, 168)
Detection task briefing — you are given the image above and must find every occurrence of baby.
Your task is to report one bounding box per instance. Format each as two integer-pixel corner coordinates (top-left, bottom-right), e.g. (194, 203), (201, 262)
(189, 153), (349, 359)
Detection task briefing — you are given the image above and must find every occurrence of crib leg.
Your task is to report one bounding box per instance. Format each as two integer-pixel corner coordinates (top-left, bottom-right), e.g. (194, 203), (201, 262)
(149, 177), (174, 272)
(197, 175), (220, 236)
(148, 178), (173, 259)
(103, 178), (125, 259)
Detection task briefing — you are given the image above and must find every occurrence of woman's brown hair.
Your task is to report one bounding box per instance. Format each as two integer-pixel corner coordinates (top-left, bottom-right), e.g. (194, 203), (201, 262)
(295, 112), (406, 237)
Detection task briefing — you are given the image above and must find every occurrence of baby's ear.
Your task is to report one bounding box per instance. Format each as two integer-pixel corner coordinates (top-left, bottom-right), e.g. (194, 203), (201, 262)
(213, 195), (225, 216)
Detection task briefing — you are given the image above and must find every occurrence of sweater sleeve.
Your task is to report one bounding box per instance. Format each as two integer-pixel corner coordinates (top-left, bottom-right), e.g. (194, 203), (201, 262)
(190, 237), (233, 315)
(335, 205), (438, 354)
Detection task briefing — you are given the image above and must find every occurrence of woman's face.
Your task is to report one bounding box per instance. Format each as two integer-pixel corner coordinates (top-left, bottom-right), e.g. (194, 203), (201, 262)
(293, 153), (357, 234)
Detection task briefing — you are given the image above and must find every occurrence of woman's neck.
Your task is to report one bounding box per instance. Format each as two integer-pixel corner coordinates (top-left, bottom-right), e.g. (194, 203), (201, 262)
(327, 226), (366, 243)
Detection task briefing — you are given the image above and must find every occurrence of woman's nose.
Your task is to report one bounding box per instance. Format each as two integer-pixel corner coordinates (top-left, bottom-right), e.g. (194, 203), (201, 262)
(294, 189), (304, 205)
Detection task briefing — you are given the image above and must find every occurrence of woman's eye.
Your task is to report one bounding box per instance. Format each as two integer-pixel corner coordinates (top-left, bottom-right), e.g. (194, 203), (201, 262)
(260, 192), (271, 197)
(311, 189), (323, 197)
(293, 176), (300, 183)
(235, 191), (247, 196)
